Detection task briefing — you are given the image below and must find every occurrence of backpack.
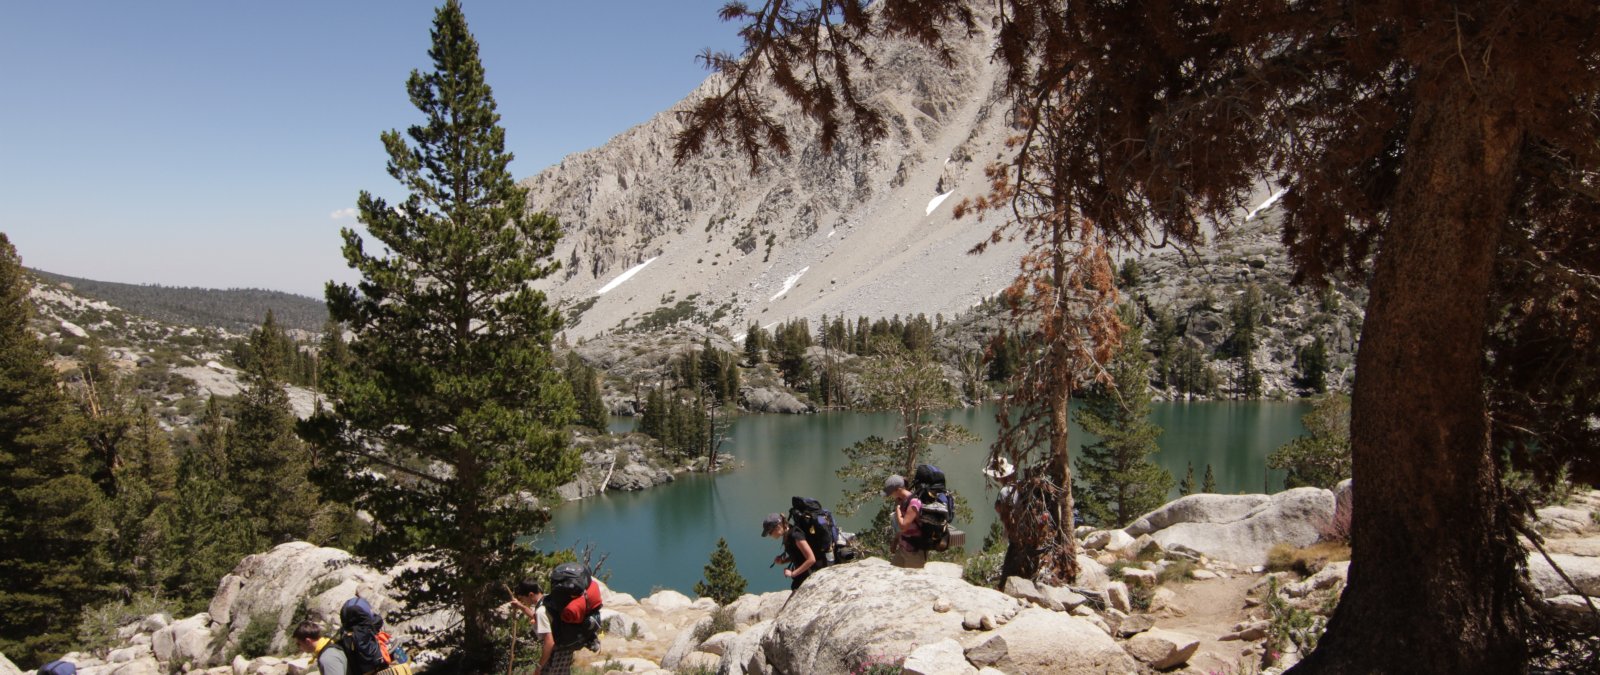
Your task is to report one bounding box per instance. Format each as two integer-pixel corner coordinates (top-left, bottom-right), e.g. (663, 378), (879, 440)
(39, 662), (76, 675)
(336, 598), (411, 675)
(910, 464), (956, 552)
(788, 496), (841, 566)
(544, 563), (603, 651)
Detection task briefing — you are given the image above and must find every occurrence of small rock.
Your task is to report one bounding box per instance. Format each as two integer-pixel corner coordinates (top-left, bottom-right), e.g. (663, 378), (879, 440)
(1149, 587), (1184, 616)
(1125, 629), (1201, 670)
(1106, 582), (1131, 613)
(1116, 614), (1154, 638)
(963, 634), (1009, 668)
(1221, 620), (1269, 641)
(699, 631), (737, 656)
(1120, 568), (1157, 587)
(1191, 569), (1218, 581)
(933, 597), (953, 613)
(962, 612), (995, 631)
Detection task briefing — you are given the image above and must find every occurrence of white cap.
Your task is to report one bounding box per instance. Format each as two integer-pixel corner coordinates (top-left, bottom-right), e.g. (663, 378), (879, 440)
(983, 458), (1015, 480)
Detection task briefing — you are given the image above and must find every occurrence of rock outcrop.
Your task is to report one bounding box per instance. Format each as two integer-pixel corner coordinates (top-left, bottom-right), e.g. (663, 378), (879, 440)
(761, 559), (1024, 673)
(1124, 488), (1337, 566)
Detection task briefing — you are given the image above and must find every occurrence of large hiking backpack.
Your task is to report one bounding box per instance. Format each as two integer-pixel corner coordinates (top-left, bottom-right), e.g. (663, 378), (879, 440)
(788, 496), (842, 566)
(337, 598), (410, 675)
(910, 464), (956, 551)
(544, 562), (603, 651)
(39, 662), (76, 675)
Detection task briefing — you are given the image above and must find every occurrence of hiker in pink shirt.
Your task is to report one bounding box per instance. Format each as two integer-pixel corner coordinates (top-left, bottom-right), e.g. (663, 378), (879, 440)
(883, 474), (927, 568)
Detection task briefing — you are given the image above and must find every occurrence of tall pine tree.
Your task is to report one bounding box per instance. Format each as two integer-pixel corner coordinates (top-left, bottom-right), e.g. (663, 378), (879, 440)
(300, 2), (577, 666)
(1074, 305), (1174, 527)
(0, 234), (109, 666)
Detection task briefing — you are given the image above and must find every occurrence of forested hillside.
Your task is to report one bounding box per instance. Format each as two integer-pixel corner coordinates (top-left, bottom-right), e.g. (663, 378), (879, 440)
(29, 269), (326, 333)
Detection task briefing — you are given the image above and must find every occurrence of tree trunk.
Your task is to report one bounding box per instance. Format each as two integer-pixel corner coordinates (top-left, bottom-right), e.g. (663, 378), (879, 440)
(1290, 64), (1526, 673)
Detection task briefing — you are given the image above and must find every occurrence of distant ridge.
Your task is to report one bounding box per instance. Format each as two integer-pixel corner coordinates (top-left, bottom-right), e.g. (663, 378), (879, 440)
(28, 268), (327, 334)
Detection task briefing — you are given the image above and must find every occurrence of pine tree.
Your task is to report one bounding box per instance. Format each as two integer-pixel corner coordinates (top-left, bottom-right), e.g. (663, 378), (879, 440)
(563, 352), (608, 430)
(743, 322), (765, 365)
(1202, 464), (1217, 494)
(300, 3), (578, 663)
(105, 402), (177, 597)
(1074, 305), (1174, 527)
(231, 366), (318, 544)
(0, 234), (109, 666)
(163, 398), (260, 612)
(1268, 394), (1352, 489)
(693, 538), (747, 606)
(1178, 462), (1197, 497)
(1294, 336), (1330, 395)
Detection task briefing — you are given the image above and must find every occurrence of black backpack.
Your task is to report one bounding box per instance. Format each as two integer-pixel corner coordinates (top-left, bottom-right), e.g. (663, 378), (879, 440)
(910, 464), (956, 551)
(788, 496), (841, 566)
(544, 563), (603, 651)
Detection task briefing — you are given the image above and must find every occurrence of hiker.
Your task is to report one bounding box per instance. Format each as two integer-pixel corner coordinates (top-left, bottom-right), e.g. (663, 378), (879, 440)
(884, 474), (927, 568)
(293, 621), (343, 675)
(762, 512), (820, 590)
(508, 579), (573, 675)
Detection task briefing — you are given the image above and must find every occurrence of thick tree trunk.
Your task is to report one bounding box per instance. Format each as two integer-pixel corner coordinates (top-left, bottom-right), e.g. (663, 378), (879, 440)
(1290, 67), (1526, 672)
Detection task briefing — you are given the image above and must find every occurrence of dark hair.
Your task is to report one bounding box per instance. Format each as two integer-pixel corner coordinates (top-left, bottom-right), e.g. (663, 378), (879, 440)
(292, 621), (322, 641)
(514, 579), (542, 596)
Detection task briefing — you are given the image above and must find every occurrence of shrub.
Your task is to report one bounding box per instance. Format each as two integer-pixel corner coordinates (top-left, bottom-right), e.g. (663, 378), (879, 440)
(76, 594), (175, 657)
(1263, 577), (1331, 662)
(1265, 542), (1351, 577)
(851, 655), (904, 675)
(962, 550), (1005, 588)
(236, 611), (280, 658)
(1158, 559), (1198, 584)
(692, 607), (737, 644)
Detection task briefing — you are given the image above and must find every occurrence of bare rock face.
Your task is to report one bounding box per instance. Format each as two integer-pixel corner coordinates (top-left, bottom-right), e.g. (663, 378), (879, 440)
(760, 559), (1023, 674)
(967, 609), (1138, 674)
(209, 543), (396, 656)
(1, 652), (23, 675)
(901, 639), (977, 675)
(1528, 553), (1600, 598)
(1129, 488), (1337, 567)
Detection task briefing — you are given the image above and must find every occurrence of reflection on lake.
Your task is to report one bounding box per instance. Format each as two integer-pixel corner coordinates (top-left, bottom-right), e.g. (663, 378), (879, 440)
(546, 401), (1309, 596)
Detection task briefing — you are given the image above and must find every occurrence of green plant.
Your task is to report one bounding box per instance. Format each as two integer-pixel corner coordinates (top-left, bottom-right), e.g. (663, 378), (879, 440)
(1158, 559), (1198, 584)
(851, 655), (904, 675)
(692, 607), (737, 643)
(236, 611), (280, 659)
(962, 550), (1005, 587)
(75, 594), (175, 657)
(1263, 577), (1329, 660)
(694, 538), (748, 606)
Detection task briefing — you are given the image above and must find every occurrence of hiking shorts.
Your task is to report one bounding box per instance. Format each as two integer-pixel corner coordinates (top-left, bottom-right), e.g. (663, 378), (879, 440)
(891, 546), (928, 569)
(541, 648), (575, 675)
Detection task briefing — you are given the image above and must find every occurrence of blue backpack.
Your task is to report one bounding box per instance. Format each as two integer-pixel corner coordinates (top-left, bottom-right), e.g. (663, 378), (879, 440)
(39, 662), (76, 675)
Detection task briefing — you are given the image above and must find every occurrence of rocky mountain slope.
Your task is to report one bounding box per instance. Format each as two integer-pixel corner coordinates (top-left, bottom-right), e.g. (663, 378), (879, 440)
(520, 17), (1030, 340)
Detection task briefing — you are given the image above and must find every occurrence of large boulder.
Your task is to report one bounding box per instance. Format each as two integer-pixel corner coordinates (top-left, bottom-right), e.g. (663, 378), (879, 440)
(153, 613), (213, 666)
(720, 620), (773, 675)
(741, 387), (812, 414)
(661, 616), (713, 670)
(209, 542), (396, 655)
(761, 559), (1023, 674)
(965, 609), (1137, 674)
(1527, 553), (1600, 598)
(1, 652), (22, 675)
(1132, 488), (1336, 566)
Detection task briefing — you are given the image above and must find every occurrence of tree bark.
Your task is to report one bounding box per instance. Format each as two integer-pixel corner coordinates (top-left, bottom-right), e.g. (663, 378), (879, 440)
(1290, 64), (1526, 673)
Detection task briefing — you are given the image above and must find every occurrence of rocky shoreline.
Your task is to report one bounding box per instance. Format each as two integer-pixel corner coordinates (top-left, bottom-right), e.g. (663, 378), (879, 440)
(10, 487), (1595, 675)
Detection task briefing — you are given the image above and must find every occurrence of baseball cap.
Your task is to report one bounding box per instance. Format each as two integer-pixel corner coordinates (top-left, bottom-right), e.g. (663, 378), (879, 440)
(761, 513), (784, 536)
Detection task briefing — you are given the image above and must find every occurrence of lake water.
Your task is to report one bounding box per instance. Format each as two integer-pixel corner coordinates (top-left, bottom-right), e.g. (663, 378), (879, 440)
(539, 401), (1311, 596)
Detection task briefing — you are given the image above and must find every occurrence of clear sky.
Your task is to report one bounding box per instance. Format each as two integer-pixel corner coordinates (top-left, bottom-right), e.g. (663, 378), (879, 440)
(0, 0), (743, 297)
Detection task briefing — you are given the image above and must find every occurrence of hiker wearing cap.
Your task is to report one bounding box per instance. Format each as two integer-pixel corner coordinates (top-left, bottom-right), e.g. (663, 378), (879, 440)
(507, 579), (577, 675)
(762, 512), (820, 590)
(884, 475), (927, 568)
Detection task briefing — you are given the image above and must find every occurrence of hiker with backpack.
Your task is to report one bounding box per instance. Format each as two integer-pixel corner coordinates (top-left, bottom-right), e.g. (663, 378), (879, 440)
(293, 621), (343, 675)
(762, 511), (821, 590)
(883, 474), (927, 568)
(508, 564), (603, 675)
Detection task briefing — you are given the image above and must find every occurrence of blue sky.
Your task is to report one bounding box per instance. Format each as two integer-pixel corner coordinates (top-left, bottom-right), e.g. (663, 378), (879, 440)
(0, 0), (742, 297)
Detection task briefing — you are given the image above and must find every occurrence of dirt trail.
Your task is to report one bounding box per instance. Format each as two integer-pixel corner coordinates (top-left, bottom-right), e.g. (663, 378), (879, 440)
(1155, 574), (1262, 674)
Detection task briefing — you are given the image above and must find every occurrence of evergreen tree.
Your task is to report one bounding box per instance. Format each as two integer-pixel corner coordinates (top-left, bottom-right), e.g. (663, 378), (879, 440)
(743, 322), (765, 365)
(105, 402), (177, 597)
(300, 2), (578, 664)
(1202, 464), (1217, 494)
(230, 366), (318, 544)
(1073, 305), (1174, 527)
(163, 398), (260, 612)
(0, 234), (109, 666)
(1227, 285), (1264, 399)
(1294, 336), (1330, 395)
(1178, 462), (1197, 497)
(562, 352), (608, 430)
(835, 337), (974, 515)
(693, 537), (747, 606)
(1268, 394), (1352, 489)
